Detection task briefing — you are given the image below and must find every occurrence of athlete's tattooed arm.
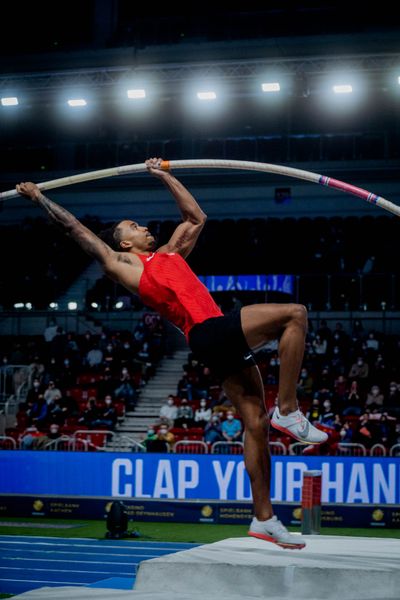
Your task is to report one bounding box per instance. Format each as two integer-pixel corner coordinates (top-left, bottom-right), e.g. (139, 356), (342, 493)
(16, 182), (115, 267)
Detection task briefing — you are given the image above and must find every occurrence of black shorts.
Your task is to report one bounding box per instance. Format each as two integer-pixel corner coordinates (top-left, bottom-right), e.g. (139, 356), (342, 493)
(187, 309), (257, 382)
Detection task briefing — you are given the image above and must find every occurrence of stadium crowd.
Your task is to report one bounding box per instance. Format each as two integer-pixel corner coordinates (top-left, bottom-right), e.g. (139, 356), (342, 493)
(2, 311), (400, 456)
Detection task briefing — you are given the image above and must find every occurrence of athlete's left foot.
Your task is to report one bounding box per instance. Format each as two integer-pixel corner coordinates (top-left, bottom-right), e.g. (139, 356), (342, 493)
(248, 515), (306, 549)
(271, 406), (328, 445)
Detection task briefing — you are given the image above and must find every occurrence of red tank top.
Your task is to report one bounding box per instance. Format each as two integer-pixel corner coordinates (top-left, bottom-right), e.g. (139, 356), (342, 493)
(137, 251), (223, 339)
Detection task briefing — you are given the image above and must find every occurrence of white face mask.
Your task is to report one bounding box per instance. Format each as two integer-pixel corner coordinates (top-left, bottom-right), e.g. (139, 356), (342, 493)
(167, 400), (174, 406)
(159, 429), (167, 435)
(227, 415), (234, 421)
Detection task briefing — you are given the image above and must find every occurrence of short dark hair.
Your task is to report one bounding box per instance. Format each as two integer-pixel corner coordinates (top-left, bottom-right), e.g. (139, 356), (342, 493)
(99, 221), (126, 251)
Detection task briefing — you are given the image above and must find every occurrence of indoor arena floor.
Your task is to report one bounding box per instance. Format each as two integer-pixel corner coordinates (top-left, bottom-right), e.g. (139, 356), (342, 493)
(0, 535), (198, 595)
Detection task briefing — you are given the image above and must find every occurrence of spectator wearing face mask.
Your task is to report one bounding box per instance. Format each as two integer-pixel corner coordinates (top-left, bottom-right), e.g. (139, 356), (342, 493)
(116, 339), (132, 365)
(114, 367), (136, 406)
(36, 423), (63, 449)
(297, 368), (314, 398)
(175, 398), (194, 428)
(385, 381), (400, 416)
(365, 384), (384, 410)
(342, 380), (364, 416)
(92, 395), (117, 429)
(204, 414), (224, 444)
(318, 400), (335, 428)
(44, 381), (62, 405)
(348, 357), (369, 387)
(97, 368), (117, 397)
(365, 331), (379, 353)
(306, 398), (320, 422)
(194, 398), (212, 428)
(142, 427), (158, 451)
(159, 395), (178, 426)
(221, 410), (243, 442)
(331, 346), (346, 375)
(157, 425), (175, 451)
(312, 335), (328, 358)
(86, 344), (103, 370)
(26, 378), (43, 405)
(339, 421), (353, 443)
(103, 343), (116, 367)
(29, 394), (48, 428)
(59, 357), (76, 388)
(78, 398), (99, 428)
(331, 321), (348, 348)
(47, 394), (66, 425)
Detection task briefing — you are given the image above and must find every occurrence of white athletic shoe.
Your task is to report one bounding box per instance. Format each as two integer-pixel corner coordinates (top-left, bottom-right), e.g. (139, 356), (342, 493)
(248, 515), (306, 549)
(271, 406), (329, 445)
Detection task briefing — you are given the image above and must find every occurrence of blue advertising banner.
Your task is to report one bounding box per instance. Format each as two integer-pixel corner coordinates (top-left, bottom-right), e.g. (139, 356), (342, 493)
(197, 274), (294, 294)
(1, 452), (399, 505)
(0, 495), (398, 528)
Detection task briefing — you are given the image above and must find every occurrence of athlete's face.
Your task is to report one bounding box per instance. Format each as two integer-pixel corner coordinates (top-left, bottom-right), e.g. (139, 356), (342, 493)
(117, 220), (155, 252)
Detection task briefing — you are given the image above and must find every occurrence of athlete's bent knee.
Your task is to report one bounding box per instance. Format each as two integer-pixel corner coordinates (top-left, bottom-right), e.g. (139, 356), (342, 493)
(290, 303), (308, 329)
(245, 413), (269, 437)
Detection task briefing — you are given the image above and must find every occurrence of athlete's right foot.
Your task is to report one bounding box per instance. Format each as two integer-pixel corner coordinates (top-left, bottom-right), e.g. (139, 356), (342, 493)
(271, 406), (328, 445)
(248, 515), (306, 550)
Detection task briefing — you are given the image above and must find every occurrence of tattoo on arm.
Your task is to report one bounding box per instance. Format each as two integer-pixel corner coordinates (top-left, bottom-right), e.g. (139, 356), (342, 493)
(36, 192), (113, 264)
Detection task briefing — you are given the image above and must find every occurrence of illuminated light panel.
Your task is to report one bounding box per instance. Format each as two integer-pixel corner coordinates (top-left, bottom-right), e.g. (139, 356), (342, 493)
(261, 83), (280, 92)
(333, 85), (353, 94)
(67, 99), (87, 107)
(197, 91), (217, 100)
(127, 89), (146, 99)
(1, 97), (18, 106)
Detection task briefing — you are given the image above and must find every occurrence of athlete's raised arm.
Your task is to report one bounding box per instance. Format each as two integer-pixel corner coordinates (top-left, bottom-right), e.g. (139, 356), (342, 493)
(16, 182), (118, 270)
(146, 157), (207, 258)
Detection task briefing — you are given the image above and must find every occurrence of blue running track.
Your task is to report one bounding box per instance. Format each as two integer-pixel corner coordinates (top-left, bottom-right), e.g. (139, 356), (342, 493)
(0, 535), (199, 595)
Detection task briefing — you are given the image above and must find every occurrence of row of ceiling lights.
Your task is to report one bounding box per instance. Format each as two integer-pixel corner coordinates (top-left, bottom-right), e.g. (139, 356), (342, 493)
(2, 78), (395, 107)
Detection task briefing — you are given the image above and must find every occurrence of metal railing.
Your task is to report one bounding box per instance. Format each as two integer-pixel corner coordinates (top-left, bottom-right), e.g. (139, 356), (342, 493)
(269, 441), (287, 455)
(211, 441), (244, 454)
(336, 443), (367, 457)
(370, 443), (387, 457)
(174, 440), (208, 454)
(0, 436), (17, 449)
(289, 442), (310, 456)
(0, 365), (30, 408)
(389, 444), (400, 457)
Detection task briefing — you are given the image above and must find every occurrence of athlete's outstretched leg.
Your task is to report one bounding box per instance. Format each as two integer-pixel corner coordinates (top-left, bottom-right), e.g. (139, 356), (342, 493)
(222, 365), (306, 549)
(240, 303), (307, 415)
